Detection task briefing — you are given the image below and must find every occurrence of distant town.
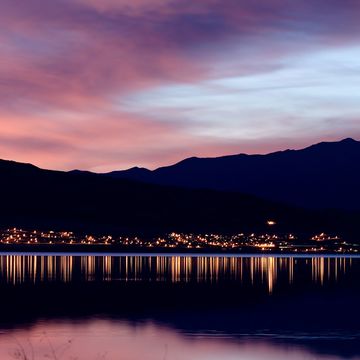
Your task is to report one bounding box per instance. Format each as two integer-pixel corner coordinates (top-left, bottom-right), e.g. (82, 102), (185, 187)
(0, 227), (359, 254)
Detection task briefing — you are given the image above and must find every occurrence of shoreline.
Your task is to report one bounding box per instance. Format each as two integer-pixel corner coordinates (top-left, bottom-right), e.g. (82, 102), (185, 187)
(0, 244), (358, 257)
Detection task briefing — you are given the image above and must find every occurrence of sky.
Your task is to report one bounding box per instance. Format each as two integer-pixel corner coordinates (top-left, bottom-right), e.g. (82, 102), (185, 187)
(1, 0), (360, 172)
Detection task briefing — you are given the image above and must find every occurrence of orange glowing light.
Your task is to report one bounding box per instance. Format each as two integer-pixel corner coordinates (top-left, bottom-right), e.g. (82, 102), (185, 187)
(267, 220), (276, 226)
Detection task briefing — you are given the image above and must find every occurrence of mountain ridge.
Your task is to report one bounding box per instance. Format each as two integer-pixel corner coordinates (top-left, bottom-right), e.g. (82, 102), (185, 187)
(104, 138), (360, 211)
(0, 138), (358, 239)
(109, 137), (359, 174)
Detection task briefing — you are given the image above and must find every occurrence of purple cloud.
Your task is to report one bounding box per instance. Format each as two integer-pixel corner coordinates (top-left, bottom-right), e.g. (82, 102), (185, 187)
(0, 0), (359, 170)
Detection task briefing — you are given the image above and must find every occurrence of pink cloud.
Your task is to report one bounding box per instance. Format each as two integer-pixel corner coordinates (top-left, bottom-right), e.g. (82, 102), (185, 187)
(1, 0), (359, 111)
(0, 0), (359, 170)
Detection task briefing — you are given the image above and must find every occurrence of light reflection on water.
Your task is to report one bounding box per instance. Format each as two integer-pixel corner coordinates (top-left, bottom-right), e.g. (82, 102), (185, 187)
(0, 254), (354, 293)
(0, 254), (359, 360)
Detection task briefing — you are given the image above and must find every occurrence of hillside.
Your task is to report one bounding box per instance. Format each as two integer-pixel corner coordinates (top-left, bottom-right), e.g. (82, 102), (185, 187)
(106, 138), (360, 211)
(0, 158), (357, 238)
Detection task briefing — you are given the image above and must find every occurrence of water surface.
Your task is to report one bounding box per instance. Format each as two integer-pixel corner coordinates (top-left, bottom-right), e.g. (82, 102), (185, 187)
(0, 254), (358, 359)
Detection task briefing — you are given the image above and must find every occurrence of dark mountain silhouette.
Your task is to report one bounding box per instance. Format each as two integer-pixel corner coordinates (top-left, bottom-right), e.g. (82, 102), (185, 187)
(0, 157), (358, 239)
(106, 138), (360, 211)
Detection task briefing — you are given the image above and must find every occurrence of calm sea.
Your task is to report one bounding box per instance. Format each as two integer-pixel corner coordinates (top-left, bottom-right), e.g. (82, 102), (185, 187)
(0, 253), (359, 359)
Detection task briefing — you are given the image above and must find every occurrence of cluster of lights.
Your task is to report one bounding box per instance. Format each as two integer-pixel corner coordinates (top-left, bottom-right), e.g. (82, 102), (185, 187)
(0, 228), (358, 253)
(0, 228), (113, 246)
(311, 233), (340, 241)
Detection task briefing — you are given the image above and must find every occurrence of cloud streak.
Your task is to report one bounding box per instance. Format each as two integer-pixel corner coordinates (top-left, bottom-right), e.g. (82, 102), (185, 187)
(0, 0), (360, 170)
